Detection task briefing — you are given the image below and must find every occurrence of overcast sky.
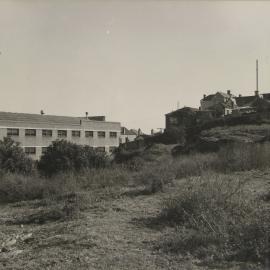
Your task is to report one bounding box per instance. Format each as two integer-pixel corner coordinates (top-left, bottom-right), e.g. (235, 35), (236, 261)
(1, 1), (270, 132)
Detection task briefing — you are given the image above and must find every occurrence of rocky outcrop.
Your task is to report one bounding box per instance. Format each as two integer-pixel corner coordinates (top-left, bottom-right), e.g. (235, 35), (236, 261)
(172, 124), (270, 155)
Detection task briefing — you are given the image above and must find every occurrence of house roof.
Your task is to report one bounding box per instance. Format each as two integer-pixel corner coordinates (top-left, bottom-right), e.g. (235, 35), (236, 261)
(202, 92), (233, 101)
(218, 92), (232, 98)
(235, 96), (256, 107)
(246, 97), (270, 108)
(202, 94), (215, 101)
(235, 92), (270, 107)
(166, 107), (199, 116)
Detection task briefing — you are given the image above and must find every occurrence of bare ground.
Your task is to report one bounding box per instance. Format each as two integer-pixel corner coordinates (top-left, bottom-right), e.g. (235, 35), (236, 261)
(0, 170), (269, 270)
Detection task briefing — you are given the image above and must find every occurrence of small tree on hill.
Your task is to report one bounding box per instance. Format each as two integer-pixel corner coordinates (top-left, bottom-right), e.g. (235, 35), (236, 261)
(0, 137), (34, 174)
(38, 140), (109, 177)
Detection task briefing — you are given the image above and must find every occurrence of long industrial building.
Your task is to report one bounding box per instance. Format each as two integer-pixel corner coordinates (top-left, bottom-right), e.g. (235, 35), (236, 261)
(0, 111), (121, 160)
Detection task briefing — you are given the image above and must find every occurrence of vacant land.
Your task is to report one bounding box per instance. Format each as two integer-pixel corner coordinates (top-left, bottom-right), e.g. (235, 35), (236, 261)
(0, 168), (269, 270)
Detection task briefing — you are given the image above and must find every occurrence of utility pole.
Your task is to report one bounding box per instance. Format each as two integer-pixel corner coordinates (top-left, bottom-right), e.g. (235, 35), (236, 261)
(256, 59), (259, 92)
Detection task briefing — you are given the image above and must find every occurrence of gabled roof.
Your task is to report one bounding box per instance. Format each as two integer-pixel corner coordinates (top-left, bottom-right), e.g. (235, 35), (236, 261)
(202, 94), (215, 101)
(235, 96), (257, 107)
(246, 97), (270, 108)
(166, 107), (199, 116)
(217, 92), (232, 98)
(202, 92), (233, 101)
(235, 92), (270, 107)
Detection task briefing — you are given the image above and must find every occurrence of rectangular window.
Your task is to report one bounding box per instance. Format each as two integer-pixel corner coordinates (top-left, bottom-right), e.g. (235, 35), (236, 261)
(98, 131), (106, 138)
(110, 132), (117, 138)
(85, 131), (94, 138)
(72, 130), (80, 137)
(42, 147), (47, 154)
(7, 128), (19, 136)
(25, 129), (36, 136)
(58, 130), (67, 137)
(96, 147), (105, 153)
(42, 129), (52, 137)
(109, 146), (117, 153)
(25, 147), (36, 155)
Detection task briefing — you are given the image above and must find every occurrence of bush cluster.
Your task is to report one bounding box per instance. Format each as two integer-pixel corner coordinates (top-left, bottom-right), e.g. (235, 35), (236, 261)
(38, 140), (109, 176)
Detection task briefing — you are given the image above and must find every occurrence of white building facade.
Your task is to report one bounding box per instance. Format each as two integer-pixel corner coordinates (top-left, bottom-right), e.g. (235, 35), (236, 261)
(0, 111), (121, 160)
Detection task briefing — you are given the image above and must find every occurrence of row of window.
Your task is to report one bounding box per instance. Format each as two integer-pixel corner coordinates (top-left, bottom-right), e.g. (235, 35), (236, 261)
(7, 129), (118, 138)
(24, 146), (117, 155)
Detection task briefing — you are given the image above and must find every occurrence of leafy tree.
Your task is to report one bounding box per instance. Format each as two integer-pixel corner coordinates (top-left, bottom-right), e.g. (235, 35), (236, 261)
(38, 140), (109, 176)
(0, 137), (34, 174)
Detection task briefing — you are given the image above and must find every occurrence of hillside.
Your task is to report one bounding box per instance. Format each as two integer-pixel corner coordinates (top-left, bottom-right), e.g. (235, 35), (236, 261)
(200, 124), (270, 144)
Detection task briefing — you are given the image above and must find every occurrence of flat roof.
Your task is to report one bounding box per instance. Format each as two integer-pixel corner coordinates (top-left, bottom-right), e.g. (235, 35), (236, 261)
(0, 111), (120, 127)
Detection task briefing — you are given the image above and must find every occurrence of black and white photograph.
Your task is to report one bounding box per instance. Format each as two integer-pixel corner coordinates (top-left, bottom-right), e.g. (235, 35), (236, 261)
(0, 1), (270, 269)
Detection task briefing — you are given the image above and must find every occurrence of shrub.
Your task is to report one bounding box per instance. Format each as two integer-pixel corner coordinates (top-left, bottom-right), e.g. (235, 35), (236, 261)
(0, 137), (34, 174)
(0, 172), (80, 203)
(134, 157), (176, 193)
(217, 142), (270, 172)
(160, 174), (270, 263)
(0, 173), (45, 203)
(38, 140), (109, 176)
(114, 148), (144, 164)
(173, 152), (218, 179)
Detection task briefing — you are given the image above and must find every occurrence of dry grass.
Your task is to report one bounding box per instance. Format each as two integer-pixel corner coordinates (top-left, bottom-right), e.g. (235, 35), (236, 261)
(159, 173), (270, 265)
(1, 142), (270, 269)
(1, 169), (269, 270)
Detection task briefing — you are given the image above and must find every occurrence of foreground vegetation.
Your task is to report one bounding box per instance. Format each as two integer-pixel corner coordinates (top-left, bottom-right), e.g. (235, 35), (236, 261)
(0, 137), (270, 269)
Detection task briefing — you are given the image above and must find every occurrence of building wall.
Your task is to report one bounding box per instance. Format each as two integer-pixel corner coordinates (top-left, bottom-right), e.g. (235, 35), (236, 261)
(201, 94), (225, 110)
(165, 110), (197, 130)
(120, 134), (137, 144)
(0, 120), (121, 160)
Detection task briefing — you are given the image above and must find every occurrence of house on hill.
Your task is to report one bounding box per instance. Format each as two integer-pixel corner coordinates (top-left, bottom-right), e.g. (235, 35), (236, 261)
(165, 107), (199, 130)
(165, 106), (215, 131)
(233, 91), (270, 115)
(200, 90), (237, 117)
(165, 89), (270, 131)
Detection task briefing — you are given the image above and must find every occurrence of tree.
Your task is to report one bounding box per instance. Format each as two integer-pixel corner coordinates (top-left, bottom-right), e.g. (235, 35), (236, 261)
(0, 137), (34, 174)
(38, 140), (109, 177)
